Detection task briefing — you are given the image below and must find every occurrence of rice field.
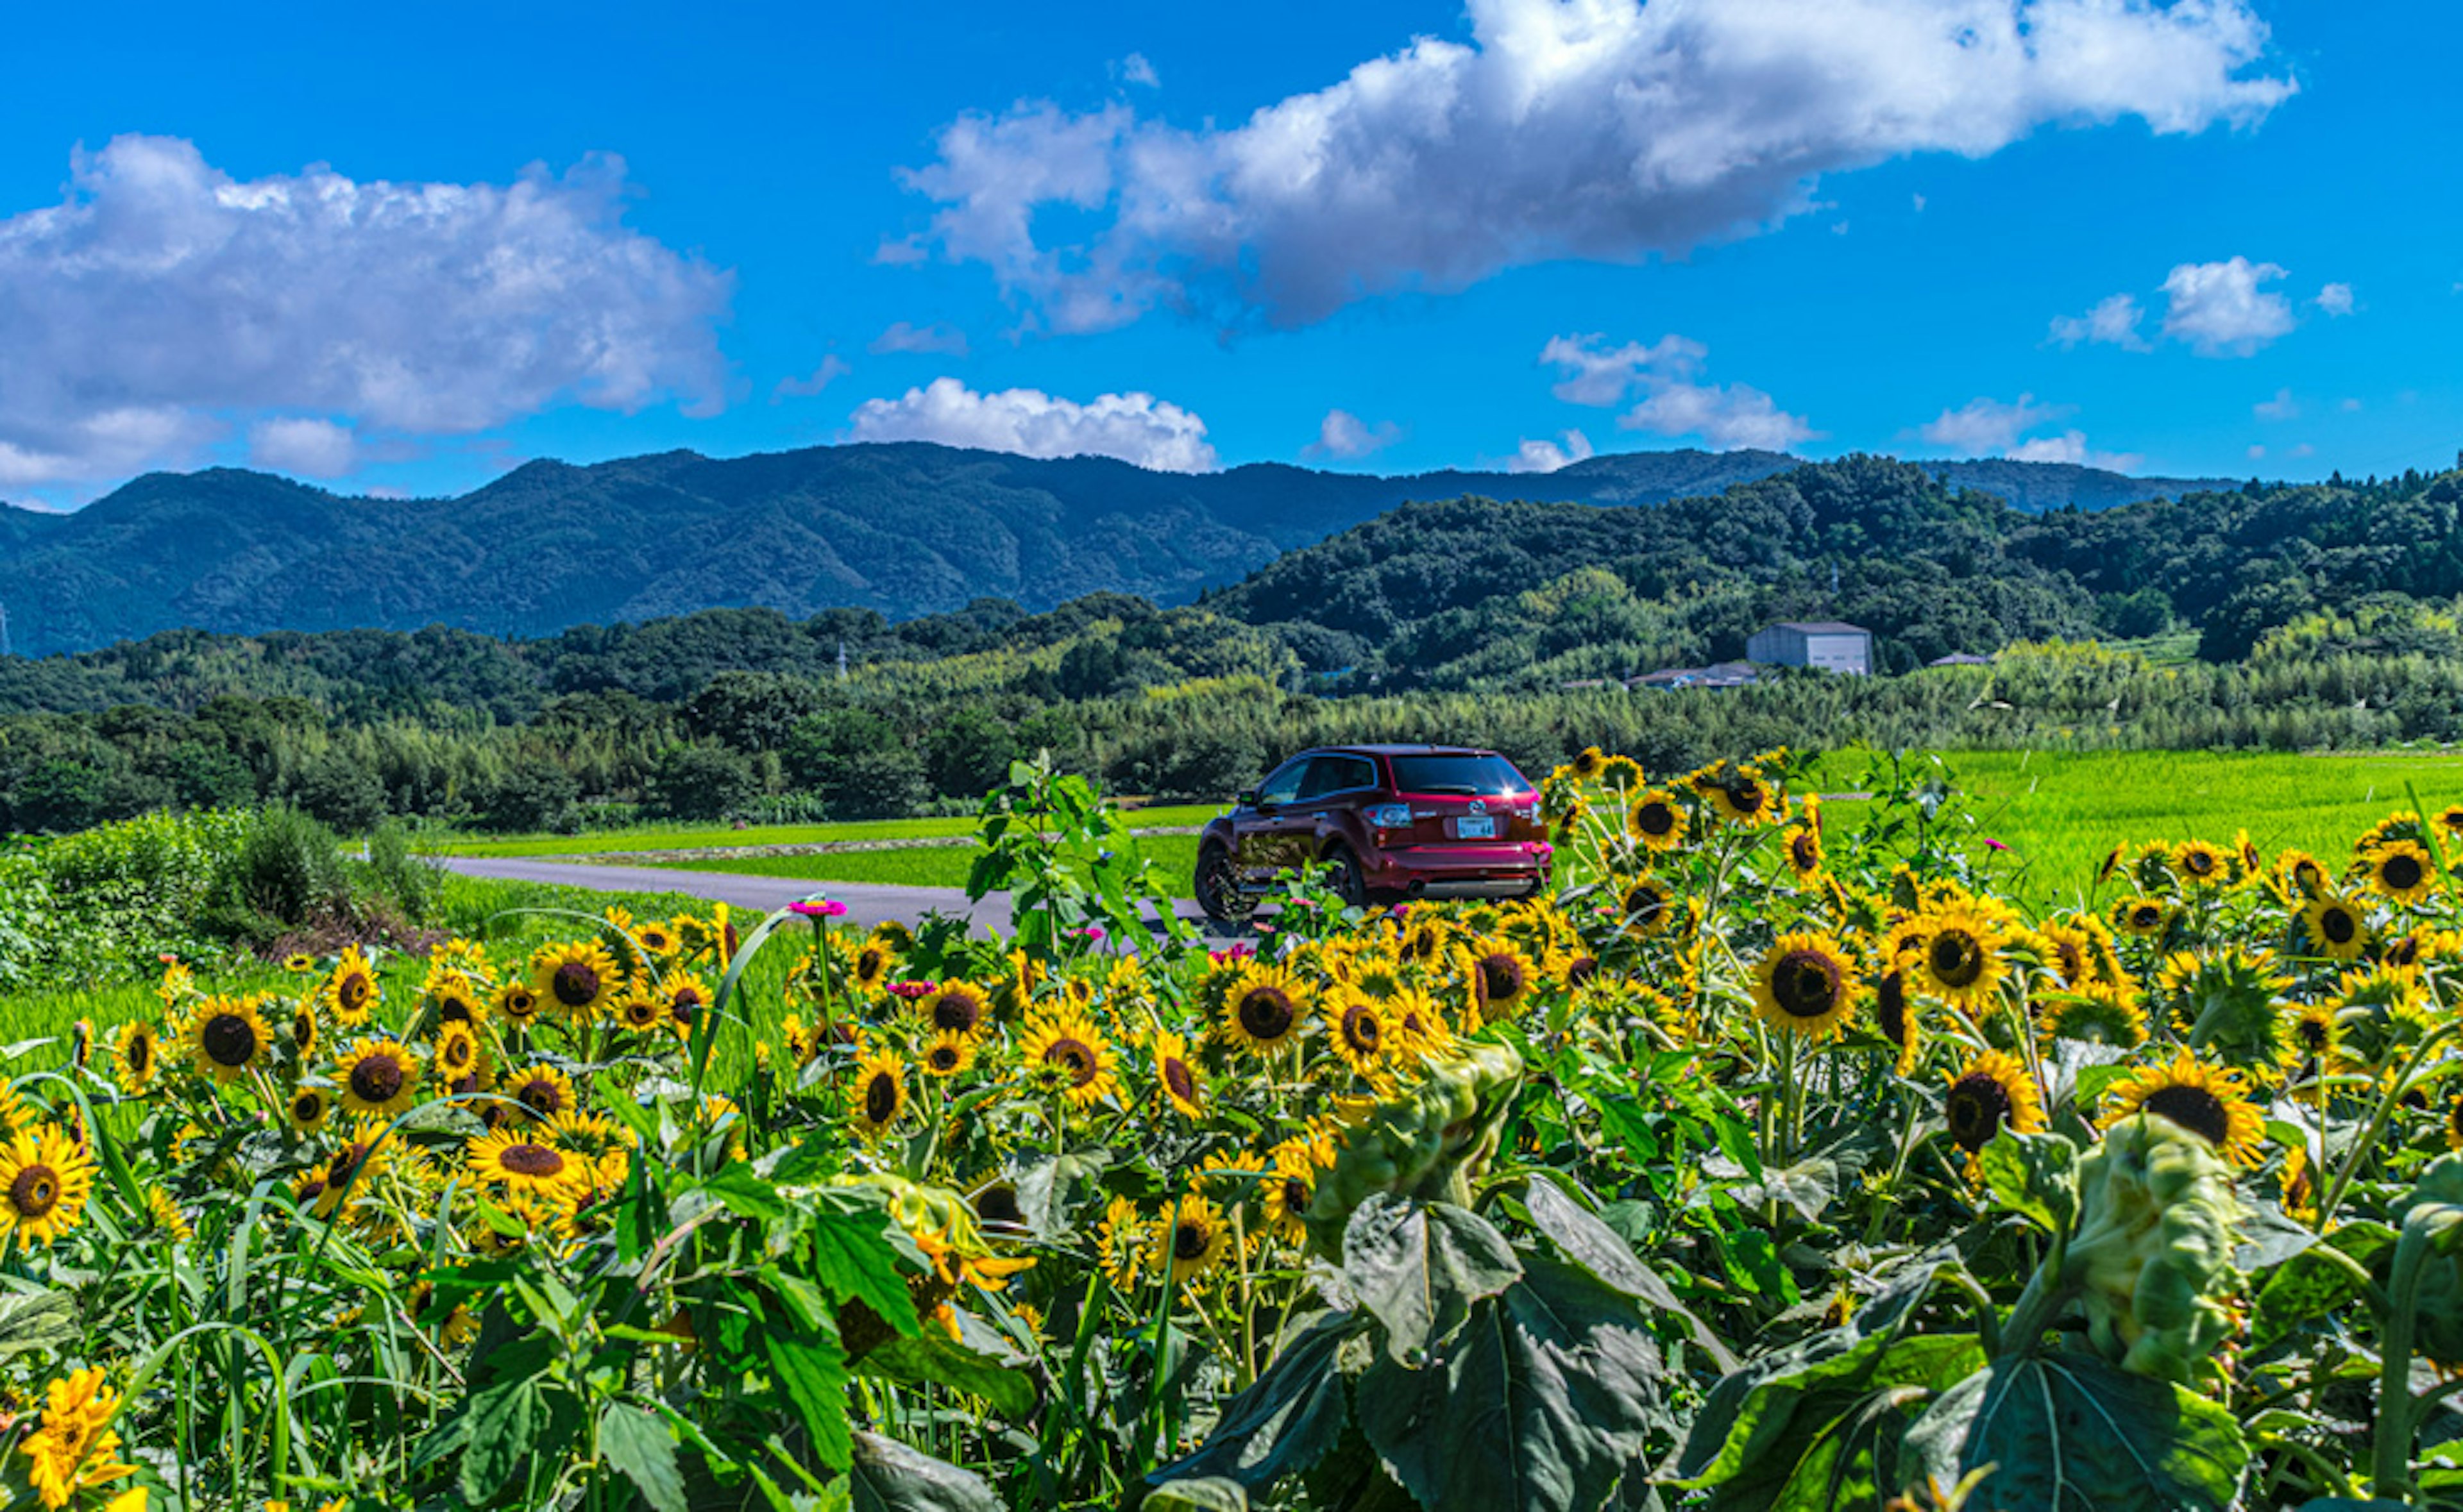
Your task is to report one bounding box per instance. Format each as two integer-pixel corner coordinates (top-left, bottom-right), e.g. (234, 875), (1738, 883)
(427, 803), (1219, 858)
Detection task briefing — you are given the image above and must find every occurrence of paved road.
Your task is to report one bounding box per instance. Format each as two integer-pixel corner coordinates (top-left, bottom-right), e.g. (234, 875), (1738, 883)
(431, 854), (1230, 940)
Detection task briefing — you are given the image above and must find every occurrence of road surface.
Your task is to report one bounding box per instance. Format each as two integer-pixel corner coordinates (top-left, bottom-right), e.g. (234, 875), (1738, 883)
(430, 854), (1233, 941)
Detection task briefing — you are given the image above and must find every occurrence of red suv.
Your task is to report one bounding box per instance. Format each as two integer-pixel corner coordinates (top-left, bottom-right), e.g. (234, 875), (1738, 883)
(1194, 744), (1551, 921)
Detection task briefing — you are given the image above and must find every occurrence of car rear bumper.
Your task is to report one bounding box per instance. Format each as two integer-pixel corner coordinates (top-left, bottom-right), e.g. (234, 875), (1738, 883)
(1363, 844), (1551, 898)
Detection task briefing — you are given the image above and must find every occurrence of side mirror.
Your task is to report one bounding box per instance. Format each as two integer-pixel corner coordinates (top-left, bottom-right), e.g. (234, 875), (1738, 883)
(1236, 788), (1261, 809)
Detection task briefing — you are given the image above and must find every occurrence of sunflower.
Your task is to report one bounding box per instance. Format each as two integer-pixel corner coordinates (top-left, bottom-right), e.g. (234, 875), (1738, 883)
(18, 1367), (137, 1510)
(284, 952), (317, 973)
(1385, 987), (1457, 1059)
(1151, 1032), (1206, 1118)
(1260, 1141), (1321, 1245)
(611, 988), (666, 1034)
(1462, 941), (1536, 1026)
(632, 918), (680, 958)
(2448, 1097), (2463, 1154)
(0, 1124), (96, 1249)
(1096, 1196), (1151, 1289)
(851, 937), (899, 993)
(2115, 895), (2172, 939)
(849, 1050), (907, 1138)
(2287, 1000), (2345, 1078)
(1782, 819), (1824, 882)
(2095, 844), (2126, 887)
(920, 1031), (977, 1079)
(287, 1084), (335, 1135)
(1870, 969), (1921, 1075)
(2299, 895), (2371, 964)
(1753, 933), (1859, 1041)
(1915, 909), (2007, 1011)
(2173, 840), (2229, 887)
(532, 941), (618, 1022)
(2101, 1051), (2265, 1168)
(2364, 841), (2437, 906)
(1621, 877), (1678, 937)
(1219, 964), (1312, 1057)
(188, 995), (273, 1082)
(287, 1002), (320, 1061)
(1568, 746), (1607, 781)
(112, 1022), (160, 1096)
(1943, 1050), (2046, 1157)
(503, 1064), (577, 1125)
(1153, 1195), (1233, 1284)
(336, 1039), (422, 1119)
(143, 1184), (192, 1242)
(920, 980), (991, 1039)
(1626, 790), (1689, 853)
(428, 973), (486, 1032)
(1021, 1009), (1121, 1108)
(434, 1023), (485, 1084)
(2039, 985), (2148, 1049)
(467, 1127), (586, 1195)
(326, 946), (380, 1026)
(494, 980), (545, 1027)
(1325, 995), (1390, 1075)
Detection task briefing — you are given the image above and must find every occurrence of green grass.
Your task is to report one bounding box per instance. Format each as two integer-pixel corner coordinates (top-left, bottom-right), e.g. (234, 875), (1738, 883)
(648, 834), (1206, 898)
(425, 803), (1224, 857)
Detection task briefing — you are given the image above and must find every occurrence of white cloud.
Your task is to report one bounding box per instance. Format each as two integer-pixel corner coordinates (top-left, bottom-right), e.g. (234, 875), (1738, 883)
(775, 356), (852, 399)
(1303, 408), (1403, 460)
(2246, 443), (2265, 460)
(845, 376), (1217, 472)
(2007, 429), (2142, 472)
(2253, 387), (2297, 421)
(2316, 281), (2354, 316)
(1121, 53), (1160, 88)
(248, 417), (357, 478)
(1540, 332), (1811, 451)
(2160, 256), (2293, 355)
(1920, 392), (2070, 454)
(1506, 429), (1594, 473)
(898, 0), (2289, 331)
(2048, 292), (2149, 351)
(869, 321), (971, 357)
(0, 135), (730, 497)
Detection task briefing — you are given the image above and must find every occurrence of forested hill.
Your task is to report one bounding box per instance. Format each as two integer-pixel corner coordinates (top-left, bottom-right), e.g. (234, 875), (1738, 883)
(0, 441), (2228, 657)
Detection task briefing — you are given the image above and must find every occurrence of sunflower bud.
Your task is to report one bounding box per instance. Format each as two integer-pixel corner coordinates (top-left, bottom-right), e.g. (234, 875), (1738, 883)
(2063, 1112), (2244, 1383)
(1301, 1039), (1523, 1257)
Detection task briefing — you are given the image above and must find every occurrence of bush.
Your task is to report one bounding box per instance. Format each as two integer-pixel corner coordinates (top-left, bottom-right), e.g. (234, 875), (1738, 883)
(217, 804), (354, 935)
(477, 758), (581, 834)
(364, 821), (434, 925)
(644, 744), (761, 823)
(289, 752), (389, 834)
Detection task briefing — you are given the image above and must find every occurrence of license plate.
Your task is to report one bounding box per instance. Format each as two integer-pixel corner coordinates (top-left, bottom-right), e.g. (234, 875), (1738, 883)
(1457, 815), (1496, 839)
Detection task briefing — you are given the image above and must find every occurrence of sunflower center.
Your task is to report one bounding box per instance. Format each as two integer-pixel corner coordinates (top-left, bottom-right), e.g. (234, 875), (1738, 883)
(443, 1038), (475, 1071)
(201, 1012), (260, 1067)
(517, 1079), (566, 1118)
(2132, 905), (2162, 929)
(1237, 988), (1296, 1042)
(1477, 955), (1525, 1005)
(349, 1055), (407, 1104)
(128, 1034), (153, 1074)
(1341, 1005), (1382, 1052)
(1627, 888), (1666, 927)
(1874, 973), (1909, 1046)
(976, 1186), (1025, 1227)
(338, 974), (373, 1012)
(858, 949), (884, 980)
(1044, 1039), (1099, 1087)
(928, 1045), (960, 1073)
(1283, 1177), (1310, 1211)
(292, 1092), (325, 1123)
(1565, 955), (1598, 989)
(2140, 1084), (2230, 1146)
(1731, 784), (1765, 814)
(2383, 852), (2426, 891)
(1791, 834), (1818, 870)
(8, 1164), (58, 1219)
(1945, 1073), (2014, 1152)
(861, 1071), (900, 1124)
(1636, 802), (1674, 837)
(438, 996), (475, 1026)
(1172, 1220), (1211, 1261)
(500, 1143), (567, 1178)
(328, 1144), (369, 1184)
(1929, 930), (1985, 988)
(2297, 1016), (2330, 1052)
(2184, 850), (2215, 875)
(2321, 907), (2357, 945)
(931, 993), (981, 1035)
(551, 961), (602, 1007)
(1162, 1057), (1196, 1103)
(1771, 950), (1842, 1020)
(504, 990), (539, 1018)
(292, 1011), (316, 1049)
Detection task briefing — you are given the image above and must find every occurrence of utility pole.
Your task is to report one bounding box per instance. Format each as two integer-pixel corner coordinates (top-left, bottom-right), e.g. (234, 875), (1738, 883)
(0, 600), (12, 659)
(836, 639), (848, 682)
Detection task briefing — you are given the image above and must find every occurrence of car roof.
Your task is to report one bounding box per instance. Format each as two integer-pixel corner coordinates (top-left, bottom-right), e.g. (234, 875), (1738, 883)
(1297, 743), (1498, 758)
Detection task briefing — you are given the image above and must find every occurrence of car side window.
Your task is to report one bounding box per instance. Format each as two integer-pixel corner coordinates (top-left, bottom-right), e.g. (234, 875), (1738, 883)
(1299, 754), (1374, 800)
(1257, 758), (1310, 806)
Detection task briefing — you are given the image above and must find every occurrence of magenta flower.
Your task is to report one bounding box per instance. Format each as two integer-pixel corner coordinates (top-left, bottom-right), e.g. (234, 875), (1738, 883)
(888, 979), (933, 1000)
(1075, 925), (1106, 941)
(1983, 837), (2009, 853)
(790, 898), (849, 918)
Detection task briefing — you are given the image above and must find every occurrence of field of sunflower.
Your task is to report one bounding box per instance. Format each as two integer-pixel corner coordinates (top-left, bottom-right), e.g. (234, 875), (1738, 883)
(1, 750), (2462, 1510)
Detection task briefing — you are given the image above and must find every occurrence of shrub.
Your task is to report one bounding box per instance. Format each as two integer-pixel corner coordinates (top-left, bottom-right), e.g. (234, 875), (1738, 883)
(216, 803), (353, 936)
(288, 752), (389, 834)
(644, 743), (761, 822)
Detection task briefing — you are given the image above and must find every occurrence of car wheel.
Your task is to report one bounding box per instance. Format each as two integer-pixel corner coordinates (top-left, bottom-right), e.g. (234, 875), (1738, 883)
(1321, 843), (1369, 909)
(1195, 843), (1254, 925)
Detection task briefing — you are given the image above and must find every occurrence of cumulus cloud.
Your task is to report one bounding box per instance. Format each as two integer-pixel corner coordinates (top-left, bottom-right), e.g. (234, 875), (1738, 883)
(897, 0), (2290, 332)
(2316, 281), (2354, 316)
(1919, 392), (2070, 453)
(774, 356), (852, 400)
(248, 417), (357, 478)
(1540, 332), (1813, 451)
(2253, 387), (2297, 421)
(2048, 292), (2149, 351)
(2160, 256), (2293, 355)
(0, 135), (730, 496)
(845, 376), (1218, 472)
(1506, 429), (1595, 473)
(2008, 429), (2142, 472)
(1303, 408), (1403, 460)
(870, 321), (971, 357)
(1120, 53), (1160, 88)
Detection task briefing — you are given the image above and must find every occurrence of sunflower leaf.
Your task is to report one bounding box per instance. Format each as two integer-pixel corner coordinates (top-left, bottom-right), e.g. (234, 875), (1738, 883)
(851, 1429), (1006, 1512)
(1979, 1130), (2080, 1236)
(457, 1373), (548, 1504)
(599, 1401), (688, 1512)
(807, 1208), (920, 1338)
(1341, 1196), (1521, 1363)
(765, 1322), (854, 1473)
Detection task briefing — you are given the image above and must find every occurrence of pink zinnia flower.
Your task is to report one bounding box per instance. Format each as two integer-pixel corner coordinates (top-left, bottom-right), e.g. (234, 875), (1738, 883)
(789, 898), (849, 918)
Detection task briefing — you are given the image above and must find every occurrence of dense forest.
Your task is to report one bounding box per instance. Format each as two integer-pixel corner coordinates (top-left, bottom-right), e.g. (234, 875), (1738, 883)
(4, 455), (2460, 836)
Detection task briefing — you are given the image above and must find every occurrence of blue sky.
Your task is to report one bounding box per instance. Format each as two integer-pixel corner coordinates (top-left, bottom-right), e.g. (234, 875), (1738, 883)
(1, 0), (2455, 506)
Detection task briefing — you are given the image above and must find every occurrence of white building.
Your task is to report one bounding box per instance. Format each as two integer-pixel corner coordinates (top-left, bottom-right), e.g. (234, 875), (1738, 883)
(1746, 621), (1873, 676)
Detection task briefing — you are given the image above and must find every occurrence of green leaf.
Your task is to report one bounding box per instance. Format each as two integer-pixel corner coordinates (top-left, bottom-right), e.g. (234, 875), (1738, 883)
(808, 1209), (921, 1340)
(857, 1329), (1037, 1420)
(1521, 1175), (1739, 1373)
(1149, 1311), (1366, 1492)
(2251, 1220), (2398, 1352)
(0, 1289), (77, 1363)
(1342, 1196), (1521, 1363)
(702, 1163), (794, 1225)
(599, 1402), (688, 1512)
(1901, 1352), (2249, 1512)
(1978, 1130), (2079, 1236)
(1355, 1255), (1663, 1512)
(1143, 1479), (1249, 1512)
(766, 1324), (854, 1472)
(458, 1375), (547, 1504)
(849, 1430), (1004, 1512)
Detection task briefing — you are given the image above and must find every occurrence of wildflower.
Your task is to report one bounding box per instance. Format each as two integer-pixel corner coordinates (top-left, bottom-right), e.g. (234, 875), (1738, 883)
(0, 1125), (96, 1250)
(19, 1367), (137, 1509)
(1752, 933), (1860, 1041)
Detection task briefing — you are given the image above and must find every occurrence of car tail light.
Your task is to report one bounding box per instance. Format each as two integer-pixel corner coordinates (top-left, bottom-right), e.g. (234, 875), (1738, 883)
(1366, 803), (1412, 828)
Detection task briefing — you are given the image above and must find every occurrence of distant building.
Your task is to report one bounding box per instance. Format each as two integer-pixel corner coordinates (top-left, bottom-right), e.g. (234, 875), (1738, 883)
(1747, 621), (1872, 676)
(1928, 652), (1993, 668)
(1627, 660), (1761, 691)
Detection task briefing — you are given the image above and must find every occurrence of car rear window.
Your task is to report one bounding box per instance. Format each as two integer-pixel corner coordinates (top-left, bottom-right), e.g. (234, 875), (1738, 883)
(1385, 753), (1528, 796)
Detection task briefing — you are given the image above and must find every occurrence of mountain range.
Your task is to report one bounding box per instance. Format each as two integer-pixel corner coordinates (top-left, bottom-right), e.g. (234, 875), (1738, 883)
(0, 442), (2237, 658)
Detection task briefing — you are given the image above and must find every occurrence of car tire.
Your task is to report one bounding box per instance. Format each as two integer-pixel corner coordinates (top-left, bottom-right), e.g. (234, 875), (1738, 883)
(1195, 843), (1254, 925)
(1321, 843), (1369, 909)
